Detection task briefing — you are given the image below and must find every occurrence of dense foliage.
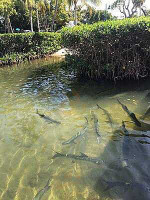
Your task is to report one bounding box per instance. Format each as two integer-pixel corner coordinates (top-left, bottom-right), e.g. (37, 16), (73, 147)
(61, 17), (150, 80)
(0, 0), (74, 33)
(82, 9), (115, 24)
(0, 32), (61, 65)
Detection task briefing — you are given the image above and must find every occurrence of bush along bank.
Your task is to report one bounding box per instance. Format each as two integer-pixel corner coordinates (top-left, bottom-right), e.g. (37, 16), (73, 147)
(61, 17), (150, 81)
(0, 32), (61, 66)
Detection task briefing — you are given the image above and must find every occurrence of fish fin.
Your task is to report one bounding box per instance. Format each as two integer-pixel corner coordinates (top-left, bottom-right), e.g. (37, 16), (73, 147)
(73, 141), (77, 144)
(80, 152), (88, 157)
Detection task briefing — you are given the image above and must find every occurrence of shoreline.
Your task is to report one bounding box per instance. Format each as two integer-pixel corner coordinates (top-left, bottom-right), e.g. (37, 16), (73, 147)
(0, 48), (67, 67)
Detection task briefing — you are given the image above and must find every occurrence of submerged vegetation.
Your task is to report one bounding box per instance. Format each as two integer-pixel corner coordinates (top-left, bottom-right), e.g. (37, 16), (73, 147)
(62, 16), (150, 81)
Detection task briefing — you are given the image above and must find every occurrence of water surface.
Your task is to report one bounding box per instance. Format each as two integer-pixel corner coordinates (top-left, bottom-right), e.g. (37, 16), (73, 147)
(0, 57), (150, 200)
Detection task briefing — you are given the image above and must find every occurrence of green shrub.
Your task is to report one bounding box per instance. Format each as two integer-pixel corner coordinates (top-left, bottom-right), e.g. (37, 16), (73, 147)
(0, 32), (61, 63)
(61, 17), (150, 80)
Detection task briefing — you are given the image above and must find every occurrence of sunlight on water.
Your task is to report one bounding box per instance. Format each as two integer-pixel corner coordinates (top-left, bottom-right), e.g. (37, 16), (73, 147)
(0, 57), (150, 200)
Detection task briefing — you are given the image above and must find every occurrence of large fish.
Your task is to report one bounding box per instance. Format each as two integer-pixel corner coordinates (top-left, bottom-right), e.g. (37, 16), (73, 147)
(33, 178), (51, 200)
(117, 99), (141, 127)
(121, 121), (150, 139)
(36, 109), (61, 124)
(62, 117), (88, 145)
(52, 151), (104, 166)
(91, 111), (101, 143)
(97, 104), (114, 129)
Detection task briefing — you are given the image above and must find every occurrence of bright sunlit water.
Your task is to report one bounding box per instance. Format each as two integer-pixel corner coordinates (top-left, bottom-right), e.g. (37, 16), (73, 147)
(0, 56), (150, 200)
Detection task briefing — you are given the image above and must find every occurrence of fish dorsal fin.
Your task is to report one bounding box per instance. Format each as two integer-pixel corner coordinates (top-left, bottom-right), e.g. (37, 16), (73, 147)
(80, 152), (88, 157)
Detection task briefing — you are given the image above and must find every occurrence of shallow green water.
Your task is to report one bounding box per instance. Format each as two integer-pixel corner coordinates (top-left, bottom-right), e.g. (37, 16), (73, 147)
(0, 57), (150, 200)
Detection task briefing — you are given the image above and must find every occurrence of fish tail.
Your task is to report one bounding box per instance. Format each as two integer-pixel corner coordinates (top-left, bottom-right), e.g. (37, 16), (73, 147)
(46, 178), (51, 187)
(51, 149), (62, 159)
(36, 109), (39, 114)
(52, 154), (59, 159)
(97, 104), (100, 109)
(62, 142), (67, 145)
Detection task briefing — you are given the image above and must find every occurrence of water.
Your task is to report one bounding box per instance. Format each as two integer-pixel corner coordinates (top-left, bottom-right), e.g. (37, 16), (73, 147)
(0, 56), (150, 200)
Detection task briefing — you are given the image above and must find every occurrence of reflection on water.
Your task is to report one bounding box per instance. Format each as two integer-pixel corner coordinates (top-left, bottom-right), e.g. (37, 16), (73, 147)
(0, 57), (150, 200)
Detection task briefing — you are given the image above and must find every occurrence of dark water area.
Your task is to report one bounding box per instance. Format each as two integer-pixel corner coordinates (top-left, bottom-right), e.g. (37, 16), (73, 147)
(0, 56), (150, 200)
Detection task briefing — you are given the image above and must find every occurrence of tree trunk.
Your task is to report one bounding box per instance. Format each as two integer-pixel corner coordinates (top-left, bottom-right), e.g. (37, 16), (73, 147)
(5, 15), (13, 33)
(141, 7), (147, 16)
(30, 8), (34, 32)
(36, 9), (40, 32)
(5, 17), (7, 33)
(74, 0), (77, 25)
(9, 20), (13, 33)
(51, 0), (58, 31)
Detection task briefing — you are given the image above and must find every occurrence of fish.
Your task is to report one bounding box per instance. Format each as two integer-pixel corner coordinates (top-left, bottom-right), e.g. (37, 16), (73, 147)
(117, 99), (141, 127)
(103, 179), (130, 192)
(36, 109), (61, 124)
(97, 104), (114, 129)
(91, 111), (101, 143)
(121, 121), (150, 139)
(33, 178), (51, 200)
(62, 117), (88, 145)
(138, 140), (150, 145)
(52, 151), (104, 166)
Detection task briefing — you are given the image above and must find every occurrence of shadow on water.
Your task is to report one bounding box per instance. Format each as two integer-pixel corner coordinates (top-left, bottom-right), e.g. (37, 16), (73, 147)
(62, 77), (150, 200)
(91, 134), (150, 200)
(81, 79), (150, 200)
